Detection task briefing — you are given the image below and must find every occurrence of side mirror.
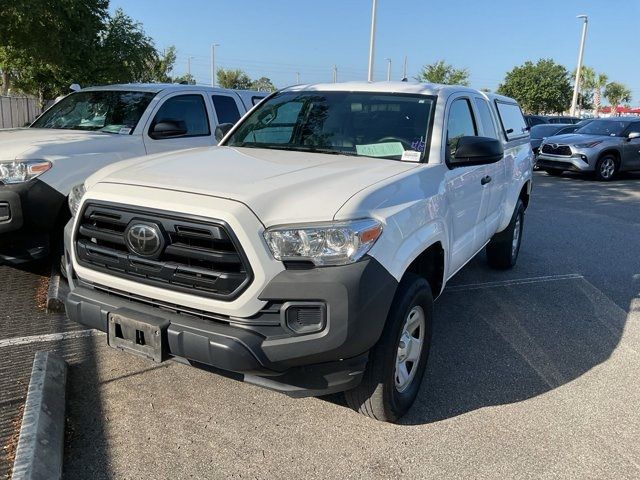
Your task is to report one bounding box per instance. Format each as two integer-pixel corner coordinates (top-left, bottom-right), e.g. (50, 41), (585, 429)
(450, 136), (504, 167)
(150, 120), (188, 139)
(627, 131), (640, 141)
(214, 123), (234, 142)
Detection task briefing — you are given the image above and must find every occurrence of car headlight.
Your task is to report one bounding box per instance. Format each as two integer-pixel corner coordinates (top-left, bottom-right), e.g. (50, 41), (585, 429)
(573, 140), (602, 148)
(0, 160), (51, 184)
(264, 219), (383, 266)
(68, 183), (86, 217)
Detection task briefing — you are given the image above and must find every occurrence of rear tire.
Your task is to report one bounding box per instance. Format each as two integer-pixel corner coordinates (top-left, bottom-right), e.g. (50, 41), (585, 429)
(486, 199), (524, 270)
(594, 155), (618, 181)
(344, 273), (433, 422)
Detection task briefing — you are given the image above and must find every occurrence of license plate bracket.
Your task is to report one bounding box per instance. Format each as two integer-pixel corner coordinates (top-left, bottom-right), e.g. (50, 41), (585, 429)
(107, 309), (169, 363)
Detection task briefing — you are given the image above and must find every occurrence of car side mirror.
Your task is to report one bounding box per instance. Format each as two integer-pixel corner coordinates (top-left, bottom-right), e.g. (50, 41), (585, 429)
(150, 120), (188, 139)
(450, 136), (504, 167)
(214, 123), (234, 142)
(627, 131), (640, 141)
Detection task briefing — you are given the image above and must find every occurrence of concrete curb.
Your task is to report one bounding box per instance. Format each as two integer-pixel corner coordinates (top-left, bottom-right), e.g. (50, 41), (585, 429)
(46, 269), (68, 314)
(12, 352), (68, 480)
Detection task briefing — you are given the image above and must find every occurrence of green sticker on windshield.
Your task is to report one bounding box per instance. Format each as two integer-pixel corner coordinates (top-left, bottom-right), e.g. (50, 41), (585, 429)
(356, 142), (405, 157)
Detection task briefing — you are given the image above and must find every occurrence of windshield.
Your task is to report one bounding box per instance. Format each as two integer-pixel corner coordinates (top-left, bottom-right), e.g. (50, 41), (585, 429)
(224, 91), (435, 161)
(32, 90), (156, 133)
(530, 124), (567, 139)
(575, 119), (630, 137)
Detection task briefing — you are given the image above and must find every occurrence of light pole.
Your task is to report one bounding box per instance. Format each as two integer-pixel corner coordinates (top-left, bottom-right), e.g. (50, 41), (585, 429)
(187, 56), (194, 77)
(367, 0), (378, 82)
(296, 72), (300, 84)
(570, 15), (588, 117)
(332, 65), (338, 83)
(402, 55), (408, 81)
(386, 58), (391, 81)
(211, 44), (219, 87)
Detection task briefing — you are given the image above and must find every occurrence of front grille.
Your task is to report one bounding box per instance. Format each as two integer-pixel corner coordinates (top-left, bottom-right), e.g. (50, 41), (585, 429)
(75, 202), (253, 300)
(541, 144), (572, 156)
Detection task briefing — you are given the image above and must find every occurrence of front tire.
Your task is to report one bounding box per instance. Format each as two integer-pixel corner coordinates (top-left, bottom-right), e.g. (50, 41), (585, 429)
(486, 199), (524, 270)
(594, 155), (618, 181)
(544, 169), (563, 177)
(344, 273), (433, 422)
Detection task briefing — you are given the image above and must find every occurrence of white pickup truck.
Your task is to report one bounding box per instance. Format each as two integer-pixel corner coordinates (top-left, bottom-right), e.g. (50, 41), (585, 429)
(0, 83), (266, 263)
(64, 82), (533, 422)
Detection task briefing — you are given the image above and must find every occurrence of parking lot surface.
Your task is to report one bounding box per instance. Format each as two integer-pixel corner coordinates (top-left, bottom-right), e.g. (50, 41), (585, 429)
(1, 171), (639, 479)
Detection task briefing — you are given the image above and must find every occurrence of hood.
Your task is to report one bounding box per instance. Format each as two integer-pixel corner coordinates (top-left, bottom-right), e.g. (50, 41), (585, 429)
(0, 127), (140, 161)
(94, 146), (418, 225)
(543, 133), (612, 145)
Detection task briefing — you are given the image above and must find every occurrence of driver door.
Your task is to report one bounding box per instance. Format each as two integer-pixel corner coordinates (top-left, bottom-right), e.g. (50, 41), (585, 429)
(623, 122), (640, 170)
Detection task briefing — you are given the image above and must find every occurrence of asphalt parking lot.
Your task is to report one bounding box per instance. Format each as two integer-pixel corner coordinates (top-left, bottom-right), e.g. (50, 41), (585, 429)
(1, 170), (639, 479)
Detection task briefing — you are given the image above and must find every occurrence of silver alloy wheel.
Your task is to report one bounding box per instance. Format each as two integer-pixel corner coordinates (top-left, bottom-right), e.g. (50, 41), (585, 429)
(512, 214), (522, 258)
(600, 158), (616, 179)
(395, 305), (426, 393)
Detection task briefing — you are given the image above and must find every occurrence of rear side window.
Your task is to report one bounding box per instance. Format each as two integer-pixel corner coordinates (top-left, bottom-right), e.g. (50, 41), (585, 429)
(151, 94), (210, 137)
(474, 98), (498, 139)
(212, 95), (241, 124)
(496, 102), (528, 141)
(446, 98), (477, 157)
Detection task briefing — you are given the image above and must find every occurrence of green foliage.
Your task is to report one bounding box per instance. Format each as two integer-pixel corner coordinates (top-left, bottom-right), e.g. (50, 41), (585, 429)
(415, 60), (469, 86)
(604, 82), (632, 115)
(251, 76), (276, 92)
(497, 59), (572, 114)
(217, 68), (253, 90)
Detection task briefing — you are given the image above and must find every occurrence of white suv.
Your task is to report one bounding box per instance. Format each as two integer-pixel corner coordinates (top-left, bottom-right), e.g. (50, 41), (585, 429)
(64, 82), (532, 422)
(0, 83), (265, 263)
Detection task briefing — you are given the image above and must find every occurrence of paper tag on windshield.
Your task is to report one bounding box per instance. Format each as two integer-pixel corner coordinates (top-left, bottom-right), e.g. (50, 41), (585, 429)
(355, 142), (404, 158)
(401, 150), (421, 162)
(118, 127), (132, 135)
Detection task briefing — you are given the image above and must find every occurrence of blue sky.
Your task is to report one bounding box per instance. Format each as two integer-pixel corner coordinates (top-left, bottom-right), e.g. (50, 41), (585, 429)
(110, 0), (638, 104)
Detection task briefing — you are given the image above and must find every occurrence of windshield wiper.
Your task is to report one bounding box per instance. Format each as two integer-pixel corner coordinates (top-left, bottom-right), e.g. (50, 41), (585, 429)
(234, 143), (360, 157)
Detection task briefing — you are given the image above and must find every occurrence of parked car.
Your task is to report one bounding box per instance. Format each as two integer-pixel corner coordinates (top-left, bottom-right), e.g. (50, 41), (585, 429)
(63, 82), (533, 422)
(0, 83), (266, 263)
(529, 123), (577, 157)
(524, 115), (581, 128)
(537, 117), (640, 180)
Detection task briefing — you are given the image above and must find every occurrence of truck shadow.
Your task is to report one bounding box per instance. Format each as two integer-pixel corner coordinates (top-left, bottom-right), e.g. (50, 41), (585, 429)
(400, 273), (633, 425)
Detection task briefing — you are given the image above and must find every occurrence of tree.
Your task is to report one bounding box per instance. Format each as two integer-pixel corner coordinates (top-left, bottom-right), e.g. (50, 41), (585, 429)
(93, 9), (157, 85)
(172, 73), (196, 85)
(145, 46), (178, 83)
(574, 65), (596, 111)
(217, 68), (253, 90)
(251, 77), (276, 92)
(497, 59), (572, 114)
(415, 60), (469, 86)
(604, 82), (632, 116)
(592, 72), (608, 116)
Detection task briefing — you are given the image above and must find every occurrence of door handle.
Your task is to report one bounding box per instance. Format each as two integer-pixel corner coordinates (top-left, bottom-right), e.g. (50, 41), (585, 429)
(481, 175), (492, 185)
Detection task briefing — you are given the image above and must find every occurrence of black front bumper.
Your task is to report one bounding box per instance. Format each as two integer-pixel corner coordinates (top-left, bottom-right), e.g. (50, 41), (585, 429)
(65, 256), (398, 397)
(0, 179), (67, 262)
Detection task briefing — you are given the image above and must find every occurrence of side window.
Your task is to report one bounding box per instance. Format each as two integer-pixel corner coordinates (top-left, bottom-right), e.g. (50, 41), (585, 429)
(252, 95), (266, 106)
(211, 95), (241, 125)
(495, 102), (528, 141)
(446, 98), (477, 158)
(151, 94), (210, 138)
(474, 98), (499, 139)
(627, 122), (640, 136)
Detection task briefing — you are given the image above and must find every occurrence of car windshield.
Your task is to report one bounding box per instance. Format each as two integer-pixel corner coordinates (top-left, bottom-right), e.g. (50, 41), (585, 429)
(224, 91), (435, 161)
(575, 119), (630, 137)
(530, 125), (566, 139)
(31, 90), (156, 133)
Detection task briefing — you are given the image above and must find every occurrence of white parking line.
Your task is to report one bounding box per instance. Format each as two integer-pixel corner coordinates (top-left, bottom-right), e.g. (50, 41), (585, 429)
(445, 273), (584, 292)
(0, 329), (103, 348)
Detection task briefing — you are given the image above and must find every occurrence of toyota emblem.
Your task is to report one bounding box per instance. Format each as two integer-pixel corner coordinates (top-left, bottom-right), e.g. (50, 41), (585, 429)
(125, 223), (163, 257)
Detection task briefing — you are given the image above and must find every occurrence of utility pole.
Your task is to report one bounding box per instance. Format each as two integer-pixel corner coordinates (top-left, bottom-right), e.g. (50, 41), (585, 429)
(332, 65), (338, 83)
(386, 58), (392, 81)
(402, 55), (408, 80)
(211, 44), (219, 87)
(570, 15), (589, 117)
(367, 0), (378, 82)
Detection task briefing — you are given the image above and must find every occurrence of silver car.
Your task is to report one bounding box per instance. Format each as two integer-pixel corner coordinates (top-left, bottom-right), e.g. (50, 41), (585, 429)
(536, 118), (640, 180)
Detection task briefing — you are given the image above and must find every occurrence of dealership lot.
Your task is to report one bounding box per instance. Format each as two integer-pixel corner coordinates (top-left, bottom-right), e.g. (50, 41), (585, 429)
(1, 171), (639, 479)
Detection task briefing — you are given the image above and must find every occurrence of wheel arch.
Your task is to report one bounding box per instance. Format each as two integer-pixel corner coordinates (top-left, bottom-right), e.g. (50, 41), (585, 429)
(403, 241), (445, 299)
(598, 148), (621, 165)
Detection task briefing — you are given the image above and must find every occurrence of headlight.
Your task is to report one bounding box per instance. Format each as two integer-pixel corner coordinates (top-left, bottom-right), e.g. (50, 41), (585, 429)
(264, 219), (383, 266)
(0, 160), (51, 184)
(68, 183), (86, 217)
(573, 140), (602, 148)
